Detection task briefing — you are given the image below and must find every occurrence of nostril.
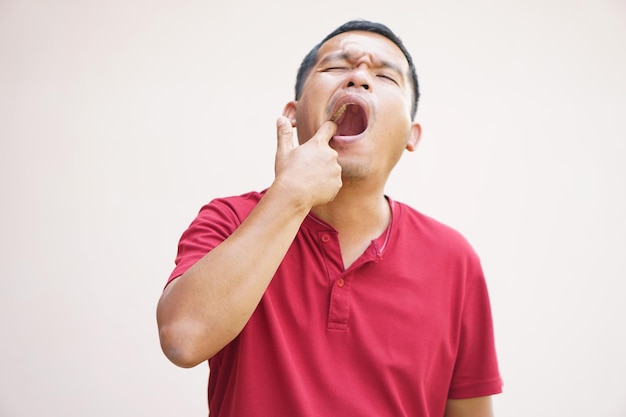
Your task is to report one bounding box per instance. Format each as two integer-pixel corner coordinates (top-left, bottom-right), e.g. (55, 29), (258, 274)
(347, 81), (369, 90)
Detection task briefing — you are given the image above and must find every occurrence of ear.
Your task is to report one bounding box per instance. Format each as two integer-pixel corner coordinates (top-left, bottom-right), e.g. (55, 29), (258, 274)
(282, 101), (298, 127)
(405, 122), (422, 152)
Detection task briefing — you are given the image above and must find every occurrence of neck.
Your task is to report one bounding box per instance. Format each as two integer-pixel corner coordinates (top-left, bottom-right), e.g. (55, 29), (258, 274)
(311, 186), (390, 234)
(311, 186), (391, 269)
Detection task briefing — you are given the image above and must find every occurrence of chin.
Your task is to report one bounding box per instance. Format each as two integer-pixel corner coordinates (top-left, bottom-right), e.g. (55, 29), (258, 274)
(338, 162), (371, 183)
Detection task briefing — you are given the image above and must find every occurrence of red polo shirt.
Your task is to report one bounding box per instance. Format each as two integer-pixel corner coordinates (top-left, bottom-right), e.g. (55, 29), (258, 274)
(168, 191), (502, 417)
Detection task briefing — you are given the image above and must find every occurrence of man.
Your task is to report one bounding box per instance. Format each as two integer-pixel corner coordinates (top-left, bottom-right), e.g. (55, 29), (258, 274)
(157, 20), (502, 417)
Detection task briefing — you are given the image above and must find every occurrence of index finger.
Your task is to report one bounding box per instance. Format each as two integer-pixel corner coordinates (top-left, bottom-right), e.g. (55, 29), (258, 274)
(314, 121), (338, 144)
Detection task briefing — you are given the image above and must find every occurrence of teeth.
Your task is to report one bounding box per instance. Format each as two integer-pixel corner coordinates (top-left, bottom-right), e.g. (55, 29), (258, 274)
(330, 103), (349, 122)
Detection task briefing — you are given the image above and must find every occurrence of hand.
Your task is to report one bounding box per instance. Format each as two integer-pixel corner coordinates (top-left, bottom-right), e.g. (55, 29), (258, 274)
(273, 117), (342, 209)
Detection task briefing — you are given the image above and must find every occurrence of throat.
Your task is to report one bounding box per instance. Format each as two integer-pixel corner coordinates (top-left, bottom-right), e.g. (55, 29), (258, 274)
(335, 104), (367, 137)
(313, 196), (392, 269)
(340, 239), (374, 269)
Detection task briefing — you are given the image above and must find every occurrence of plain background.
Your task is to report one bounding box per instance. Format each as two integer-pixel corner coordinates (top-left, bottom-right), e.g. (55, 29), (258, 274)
(1, 0), (625, 416)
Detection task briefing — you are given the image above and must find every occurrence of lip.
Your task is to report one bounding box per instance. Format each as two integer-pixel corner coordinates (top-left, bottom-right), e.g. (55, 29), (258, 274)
(327, 94), (370, 142)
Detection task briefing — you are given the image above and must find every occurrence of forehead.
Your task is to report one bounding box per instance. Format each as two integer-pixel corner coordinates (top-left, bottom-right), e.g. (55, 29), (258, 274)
(317, 31), (409, 70)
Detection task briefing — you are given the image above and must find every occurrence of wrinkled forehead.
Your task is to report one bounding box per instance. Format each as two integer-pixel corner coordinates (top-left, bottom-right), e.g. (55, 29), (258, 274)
(316, 31), (409, 71)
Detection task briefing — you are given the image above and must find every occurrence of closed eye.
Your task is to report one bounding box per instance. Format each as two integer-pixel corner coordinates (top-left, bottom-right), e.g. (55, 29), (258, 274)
(377, 74), (399, 85)
(323, 67), (349, 72)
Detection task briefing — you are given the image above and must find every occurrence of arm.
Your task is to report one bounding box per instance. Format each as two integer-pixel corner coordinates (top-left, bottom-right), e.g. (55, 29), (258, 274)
(156, 117), (340, 368)
(444, 396), (494, 417)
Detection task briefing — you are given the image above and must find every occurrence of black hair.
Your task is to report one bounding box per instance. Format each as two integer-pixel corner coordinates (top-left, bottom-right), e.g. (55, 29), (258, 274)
(295, 20), (420, 119)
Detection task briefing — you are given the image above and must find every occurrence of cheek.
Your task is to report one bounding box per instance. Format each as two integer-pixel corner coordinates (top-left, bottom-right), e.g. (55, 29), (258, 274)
(376, 115), (413, 151)
(294, 106), (320, 144)
(376, 88), (411, 118)
(379, 105), (412, 136)
(294, 108), (309, 128)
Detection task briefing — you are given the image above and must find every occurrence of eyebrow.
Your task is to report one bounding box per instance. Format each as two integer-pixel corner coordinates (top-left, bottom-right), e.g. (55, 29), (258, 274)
(318, 51), (405, 79)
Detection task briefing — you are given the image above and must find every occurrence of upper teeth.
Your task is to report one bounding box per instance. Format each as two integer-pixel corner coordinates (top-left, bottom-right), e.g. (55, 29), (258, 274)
(330, 104), (350, 122)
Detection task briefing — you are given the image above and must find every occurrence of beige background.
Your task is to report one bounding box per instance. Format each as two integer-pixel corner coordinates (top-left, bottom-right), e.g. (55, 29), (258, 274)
(1, 0), (625, 416)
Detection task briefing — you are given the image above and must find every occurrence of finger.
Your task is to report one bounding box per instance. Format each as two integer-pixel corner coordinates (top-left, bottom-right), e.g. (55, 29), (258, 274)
(315, 121), (338, 144)
(276, 116), (294, 153)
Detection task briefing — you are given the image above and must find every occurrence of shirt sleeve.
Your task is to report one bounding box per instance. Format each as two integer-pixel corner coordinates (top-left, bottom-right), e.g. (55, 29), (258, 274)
(165, 199), (243, 287)
(448, 261), (503, 399)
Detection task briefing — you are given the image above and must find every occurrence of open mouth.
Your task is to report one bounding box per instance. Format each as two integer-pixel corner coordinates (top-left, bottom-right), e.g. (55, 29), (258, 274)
(330, 103), (368, 137)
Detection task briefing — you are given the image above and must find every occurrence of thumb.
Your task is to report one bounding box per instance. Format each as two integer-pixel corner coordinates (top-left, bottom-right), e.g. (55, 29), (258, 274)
(276, 116), (294, 154)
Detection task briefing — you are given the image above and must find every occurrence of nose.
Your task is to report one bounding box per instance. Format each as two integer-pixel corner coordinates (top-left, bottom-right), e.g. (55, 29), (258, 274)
(346, 67), (370, 91)
(347, 80), (369, 90)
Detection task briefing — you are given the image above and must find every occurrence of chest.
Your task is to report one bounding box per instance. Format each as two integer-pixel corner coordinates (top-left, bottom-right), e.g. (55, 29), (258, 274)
(260, 229), (466, 345)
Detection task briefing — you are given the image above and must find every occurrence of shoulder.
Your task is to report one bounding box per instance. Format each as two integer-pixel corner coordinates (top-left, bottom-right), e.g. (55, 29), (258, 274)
(179, 190), (265, 241)
(196, 190), (265, 224)
(388, 197), (487, 290)
(390, 198), (476, 255)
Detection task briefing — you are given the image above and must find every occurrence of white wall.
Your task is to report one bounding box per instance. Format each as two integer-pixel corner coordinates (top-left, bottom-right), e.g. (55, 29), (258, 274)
(1, 1), (625, 416)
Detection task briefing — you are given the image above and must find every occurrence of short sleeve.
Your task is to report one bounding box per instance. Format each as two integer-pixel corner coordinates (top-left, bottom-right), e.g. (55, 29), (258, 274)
(166, 198), (246, 287)
(448, 265), (503, 399)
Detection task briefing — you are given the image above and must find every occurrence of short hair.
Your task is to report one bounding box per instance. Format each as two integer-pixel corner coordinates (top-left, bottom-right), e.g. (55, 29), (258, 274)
(295, 20), (420, 119)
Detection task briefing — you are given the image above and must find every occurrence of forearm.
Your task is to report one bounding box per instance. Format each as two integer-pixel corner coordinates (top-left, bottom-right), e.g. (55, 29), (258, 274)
(444, 396), (494, 417)
(157, 183), (310, 367)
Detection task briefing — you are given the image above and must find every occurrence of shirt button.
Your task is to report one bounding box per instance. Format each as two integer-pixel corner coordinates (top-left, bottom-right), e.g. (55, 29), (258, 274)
(321, 234), (330, 243)
(337, 278), (345, 287)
